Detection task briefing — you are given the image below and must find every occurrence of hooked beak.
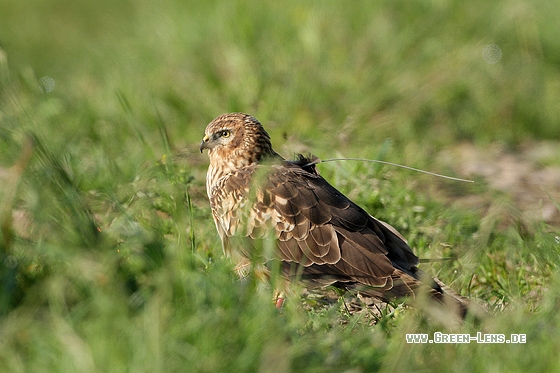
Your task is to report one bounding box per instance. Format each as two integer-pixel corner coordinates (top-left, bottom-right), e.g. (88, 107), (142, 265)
(199, 134), (210, 153)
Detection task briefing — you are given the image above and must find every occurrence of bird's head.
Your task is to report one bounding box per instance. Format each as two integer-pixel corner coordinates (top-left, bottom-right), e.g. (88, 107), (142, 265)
(200, 113), (278, 171)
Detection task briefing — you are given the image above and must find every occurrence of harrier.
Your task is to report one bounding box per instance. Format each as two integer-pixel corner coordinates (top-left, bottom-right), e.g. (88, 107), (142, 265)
(200, 113), (472, 317)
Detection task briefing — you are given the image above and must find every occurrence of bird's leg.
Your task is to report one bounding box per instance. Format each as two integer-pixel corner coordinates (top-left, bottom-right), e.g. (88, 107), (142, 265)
(236, 258), (286, 308)
(274, 290), (286, 308)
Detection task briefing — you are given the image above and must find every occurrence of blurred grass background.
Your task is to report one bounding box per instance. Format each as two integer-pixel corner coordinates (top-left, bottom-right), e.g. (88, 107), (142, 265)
(0, 0), (559, 371)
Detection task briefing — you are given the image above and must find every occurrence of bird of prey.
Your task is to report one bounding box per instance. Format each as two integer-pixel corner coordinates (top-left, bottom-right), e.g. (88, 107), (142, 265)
(200, 112), (472, 317)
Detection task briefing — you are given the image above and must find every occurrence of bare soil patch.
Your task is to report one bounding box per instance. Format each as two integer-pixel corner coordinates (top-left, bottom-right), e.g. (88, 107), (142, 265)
(440, 142), (560, 225)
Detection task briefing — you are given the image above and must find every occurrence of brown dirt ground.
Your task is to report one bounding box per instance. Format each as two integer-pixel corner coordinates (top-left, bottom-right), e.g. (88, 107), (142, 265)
(439, 141), (560, 225)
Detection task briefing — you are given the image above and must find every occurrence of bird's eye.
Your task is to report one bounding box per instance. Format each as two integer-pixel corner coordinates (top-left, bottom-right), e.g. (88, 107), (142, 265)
(220, 130), (230, 138)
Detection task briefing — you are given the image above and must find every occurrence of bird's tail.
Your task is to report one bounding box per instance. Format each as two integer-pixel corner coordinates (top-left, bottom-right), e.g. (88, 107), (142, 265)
(423, 277), (487, 321)
(359, 272), (487, 321)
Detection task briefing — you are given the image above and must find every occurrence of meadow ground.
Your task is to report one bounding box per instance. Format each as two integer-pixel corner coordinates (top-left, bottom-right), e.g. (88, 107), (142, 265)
(1, 0), (560, 371)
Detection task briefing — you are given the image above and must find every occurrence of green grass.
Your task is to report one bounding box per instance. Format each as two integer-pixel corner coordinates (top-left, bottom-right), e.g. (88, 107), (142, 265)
(1, 0), (560, 371)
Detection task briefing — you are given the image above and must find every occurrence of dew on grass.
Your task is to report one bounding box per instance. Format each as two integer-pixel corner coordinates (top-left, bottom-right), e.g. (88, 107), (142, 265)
(482, 44), (502, 64)
(40, 76), (55, 92)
